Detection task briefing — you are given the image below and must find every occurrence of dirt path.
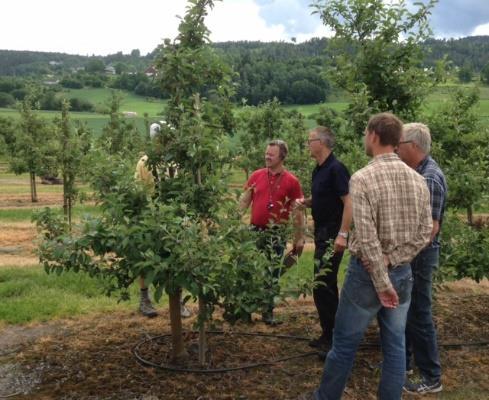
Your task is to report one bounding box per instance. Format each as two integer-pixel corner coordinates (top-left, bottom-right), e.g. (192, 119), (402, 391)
(0, 222), (38, 267)
(0, 284), (488, 400)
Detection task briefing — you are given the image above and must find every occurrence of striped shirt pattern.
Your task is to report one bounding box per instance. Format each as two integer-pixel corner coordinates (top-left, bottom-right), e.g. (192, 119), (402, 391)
(348, 153), (433, 293)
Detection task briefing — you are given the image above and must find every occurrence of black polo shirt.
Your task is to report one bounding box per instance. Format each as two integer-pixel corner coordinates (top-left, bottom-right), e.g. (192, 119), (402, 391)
(311, 153), (350, 235)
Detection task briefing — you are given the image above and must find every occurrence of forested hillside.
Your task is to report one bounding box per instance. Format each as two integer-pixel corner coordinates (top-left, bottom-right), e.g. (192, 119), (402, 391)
(1, 36), (488, 106)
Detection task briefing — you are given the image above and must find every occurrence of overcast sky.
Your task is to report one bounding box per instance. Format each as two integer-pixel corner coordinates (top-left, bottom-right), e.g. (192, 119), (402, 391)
(1, 0), (488, 56)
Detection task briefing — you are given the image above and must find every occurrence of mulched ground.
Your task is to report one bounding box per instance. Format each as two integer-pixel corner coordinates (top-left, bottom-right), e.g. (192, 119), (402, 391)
(1, 284), (488, 400)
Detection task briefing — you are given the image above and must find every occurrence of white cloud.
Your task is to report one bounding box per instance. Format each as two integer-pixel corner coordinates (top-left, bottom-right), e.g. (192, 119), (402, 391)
(294, 24), (334, 42)
(0, 0), (293, 55)
(5, 0), (464, 56)
(208, 0), (287, 42)
(472, 22), (489, 36)
(1, 0), (186, 55)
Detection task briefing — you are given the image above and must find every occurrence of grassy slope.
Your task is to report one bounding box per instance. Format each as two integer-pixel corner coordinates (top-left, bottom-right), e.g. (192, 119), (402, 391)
(0, 83), (487, 135)
(0, 89), (167, 135)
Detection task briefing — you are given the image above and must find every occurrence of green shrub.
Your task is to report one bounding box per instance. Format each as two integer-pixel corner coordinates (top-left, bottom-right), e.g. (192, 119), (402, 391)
(0, 92), (16, 107)
(437, 212), (489, 283)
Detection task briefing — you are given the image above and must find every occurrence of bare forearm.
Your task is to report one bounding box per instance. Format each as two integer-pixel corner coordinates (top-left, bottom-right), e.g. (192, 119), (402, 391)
(293, 208), (305, 242)
(339, 195), (352, 233)
(238, 188), (253, 211)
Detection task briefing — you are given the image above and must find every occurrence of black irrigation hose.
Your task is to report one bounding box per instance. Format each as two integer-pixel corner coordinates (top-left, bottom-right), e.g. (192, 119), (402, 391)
(133, 331), (318, 374)
(133, 331), (489, 374)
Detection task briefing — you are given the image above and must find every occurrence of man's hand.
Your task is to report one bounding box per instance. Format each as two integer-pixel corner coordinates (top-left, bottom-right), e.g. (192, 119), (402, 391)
(292, 238), (305, 257)
(430, 220), (440, 243)
(334, 235), (347, 253)
(378, 287), (399, 309)
(294, 197), (307, 210)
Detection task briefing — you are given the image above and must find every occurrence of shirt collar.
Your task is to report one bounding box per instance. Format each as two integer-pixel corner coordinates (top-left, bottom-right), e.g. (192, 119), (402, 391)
(368, 152), (400, 165)
(317, 152), (336, 169)
(416, 156), (431, 174)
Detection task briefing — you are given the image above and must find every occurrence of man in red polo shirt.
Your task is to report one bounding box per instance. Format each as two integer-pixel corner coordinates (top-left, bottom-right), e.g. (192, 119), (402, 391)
(240, 139), (305, 324)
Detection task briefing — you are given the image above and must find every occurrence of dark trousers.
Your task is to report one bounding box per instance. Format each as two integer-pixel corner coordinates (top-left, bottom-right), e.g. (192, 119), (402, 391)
(405, 246), (442, 382)
(253, 226), (285, 313)
(313, 225), (344, 341)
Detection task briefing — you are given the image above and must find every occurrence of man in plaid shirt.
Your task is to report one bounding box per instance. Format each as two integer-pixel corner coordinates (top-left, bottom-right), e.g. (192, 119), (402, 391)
(397, 123), (447, 395)
(303, 113), (432, 400)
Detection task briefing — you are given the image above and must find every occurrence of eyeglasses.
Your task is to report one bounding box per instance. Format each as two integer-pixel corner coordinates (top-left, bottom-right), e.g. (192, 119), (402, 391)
(398, 140), (413, 145)
(307, 138), (321, 145)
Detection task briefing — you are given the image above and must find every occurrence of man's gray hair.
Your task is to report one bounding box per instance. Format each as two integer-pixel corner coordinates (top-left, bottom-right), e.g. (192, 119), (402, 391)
(312, 126), (335, 149)
(403, 122), (431, 154)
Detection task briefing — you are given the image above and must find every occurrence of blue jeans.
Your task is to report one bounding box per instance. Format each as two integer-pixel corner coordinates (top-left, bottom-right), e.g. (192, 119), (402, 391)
(405, 246), (441, 382)
(314, 256), (413, 400)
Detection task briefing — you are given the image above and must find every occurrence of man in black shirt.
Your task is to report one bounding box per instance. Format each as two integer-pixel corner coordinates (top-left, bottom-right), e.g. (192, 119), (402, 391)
(296, 126), (352, 349)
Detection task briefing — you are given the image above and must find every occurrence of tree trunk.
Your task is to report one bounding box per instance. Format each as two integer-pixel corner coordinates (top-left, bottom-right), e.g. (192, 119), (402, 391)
(63, 172), (68, 221)
(169, 290), (185, 361)
(467, 205), (473, 226)
(198, 296), (207, 366)
(30, 172), (38, 203)
(68, 195), (72, 230)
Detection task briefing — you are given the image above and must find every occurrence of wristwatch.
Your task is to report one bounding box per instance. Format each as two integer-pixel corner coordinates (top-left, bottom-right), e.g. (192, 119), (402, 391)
(338, 231), (348, 239)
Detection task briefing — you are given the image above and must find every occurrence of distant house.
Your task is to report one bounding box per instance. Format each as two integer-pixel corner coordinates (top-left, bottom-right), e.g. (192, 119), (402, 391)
(49, 61), (63, 66)
(105, 66), (116, 75)
(145, 66), (157, 77)
(123, 111), (138, 118)
(43, 79), (59, 85)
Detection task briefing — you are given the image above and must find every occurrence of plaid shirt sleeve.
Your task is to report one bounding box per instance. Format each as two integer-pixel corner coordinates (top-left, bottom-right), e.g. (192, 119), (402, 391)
(426, 177), (445, 221)
(350, 175), (393, 292)
(388, 184), (433, 267)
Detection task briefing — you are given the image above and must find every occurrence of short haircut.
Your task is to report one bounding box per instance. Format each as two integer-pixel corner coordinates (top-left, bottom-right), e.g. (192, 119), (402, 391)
(403, 122), (431, 154)
(268, 139), (288, 160)
(312, 126), (335, 149)
(366, 112), (403, 147)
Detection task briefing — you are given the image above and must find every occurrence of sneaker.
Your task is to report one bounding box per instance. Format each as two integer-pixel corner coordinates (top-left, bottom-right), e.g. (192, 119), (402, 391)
(139, 298), (158, 318)
(180, 304), (192, 318)
(404, 379), (443, 394)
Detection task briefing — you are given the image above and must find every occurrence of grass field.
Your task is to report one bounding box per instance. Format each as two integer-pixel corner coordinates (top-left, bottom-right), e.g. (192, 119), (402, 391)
(59, 87), (167, 116)
(0, 266), (140, 325)
(1, 83), (489, 137)
(0, 89), (166, 135)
